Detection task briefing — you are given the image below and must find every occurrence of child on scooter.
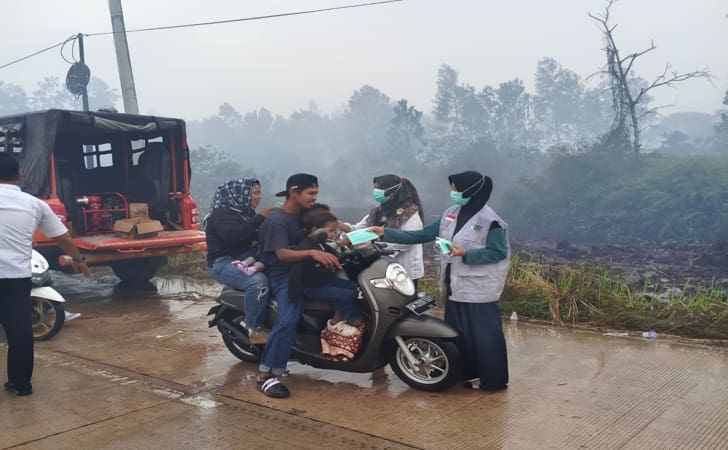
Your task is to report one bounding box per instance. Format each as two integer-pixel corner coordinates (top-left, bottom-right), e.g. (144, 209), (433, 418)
(289, 210), (364, 361)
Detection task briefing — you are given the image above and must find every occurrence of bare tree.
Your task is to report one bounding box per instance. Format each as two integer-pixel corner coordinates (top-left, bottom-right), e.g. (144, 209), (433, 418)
(589, 0), (711, 155)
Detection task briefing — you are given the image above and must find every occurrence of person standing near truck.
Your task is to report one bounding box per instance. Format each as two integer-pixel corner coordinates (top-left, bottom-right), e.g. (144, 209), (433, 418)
(0, 153), (91, 396)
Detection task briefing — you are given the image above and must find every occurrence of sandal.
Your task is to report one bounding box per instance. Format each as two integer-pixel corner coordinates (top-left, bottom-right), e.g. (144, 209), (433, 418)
(257, 376), (290, 399)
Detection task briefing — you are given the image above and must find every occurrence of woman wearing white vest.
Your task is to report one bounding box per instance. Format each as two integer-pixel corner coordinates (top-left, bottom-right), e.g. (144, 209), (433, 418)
(369, 171), (509, 391)
(348, 174), (425, 285)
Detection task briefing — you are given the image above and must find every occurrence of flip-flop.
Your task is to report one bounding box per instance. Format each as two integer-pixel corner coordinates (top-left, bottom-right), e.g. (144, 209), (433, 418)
(257, 376), (290, 399)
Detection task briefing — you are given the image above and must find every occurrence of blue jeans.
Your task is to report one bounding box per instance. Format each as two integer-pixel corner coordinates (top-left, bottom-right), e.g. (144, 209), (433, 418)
(259, 275), (302, 375)
(259, 276), (363, 375)
(303, 278), (362, 320)
(209, 255), (269, 330)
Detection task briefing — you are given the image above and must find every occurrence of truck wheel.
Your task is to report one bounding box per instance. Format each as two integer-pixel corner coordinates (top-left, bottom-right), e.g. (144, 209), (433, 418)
(389, 337), (462, 392)
(111, 256), (167, 282)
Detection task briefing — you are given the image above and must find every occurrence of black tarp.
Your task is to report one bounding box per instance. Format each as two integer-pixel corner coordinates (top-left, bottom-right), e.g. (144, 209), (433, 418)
(0, 109), (185, 198)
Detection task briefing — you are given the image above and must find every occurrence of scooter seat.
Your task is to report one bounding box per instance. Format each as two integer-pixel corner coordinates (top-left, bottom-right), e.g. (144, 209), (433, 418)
(218, 287), (245, 312)
(304, 300), (334, 312)
(220, 287), (332, 314)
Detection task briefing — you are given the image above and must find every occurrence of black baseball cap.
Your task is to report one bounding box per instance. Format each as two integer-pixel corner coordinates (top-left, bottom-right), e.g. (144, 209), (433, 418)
(275, 173), (319, 197)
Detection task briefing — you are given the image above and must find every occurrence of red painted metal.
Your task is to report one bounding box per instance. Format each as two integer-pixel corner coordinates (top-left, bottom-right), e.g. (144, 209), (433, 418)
(73, 230), (205, 251)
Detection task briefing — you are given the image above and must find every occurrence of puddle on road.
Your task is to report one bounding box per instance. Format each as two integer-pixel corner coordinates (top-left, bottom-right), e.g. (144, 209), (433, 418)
(50, 271), (221, 321)
(281, 362), (410, 396)
(52, 271), (220, 301)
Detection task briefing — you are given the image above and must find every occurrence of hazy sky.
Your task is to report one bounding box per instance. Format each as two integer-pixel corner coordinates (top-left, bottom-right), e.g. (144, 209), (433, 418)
(3, 0), (727, 120)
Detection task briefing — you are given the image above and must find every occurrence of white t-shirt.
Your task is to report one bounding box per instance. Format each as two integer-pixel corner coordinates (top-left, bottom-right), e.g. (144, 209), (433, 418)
(0, 184), (68, 278)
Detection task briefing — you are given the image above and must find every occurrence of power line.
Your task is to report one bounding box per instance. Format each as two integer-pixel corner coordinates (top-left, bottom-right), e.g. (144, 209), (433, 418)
(0, 0), (403, 71)
(85, 0), (403, 36)
(0, 40), (67, 70)
(60, 35), (80, 65)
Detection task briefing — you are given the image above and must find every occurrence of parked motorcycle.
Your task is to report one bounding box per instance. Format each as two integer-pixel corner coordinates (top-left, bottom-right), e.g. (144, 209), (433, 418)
(208, 240), (463, 392)
(30, 250), (67, 341)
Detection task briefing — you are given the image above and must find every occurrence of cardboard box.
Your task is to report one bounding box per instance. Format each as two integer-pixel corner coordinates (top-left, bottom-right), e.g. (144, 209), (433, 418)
(113, 217), (164, 239)
(128, 203), (149, 219)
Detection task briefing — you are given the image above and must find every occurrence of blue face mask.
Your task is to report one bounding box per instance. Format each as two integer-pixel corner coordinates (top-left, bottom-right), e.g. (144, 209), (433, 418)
(450, 176), (485, 206)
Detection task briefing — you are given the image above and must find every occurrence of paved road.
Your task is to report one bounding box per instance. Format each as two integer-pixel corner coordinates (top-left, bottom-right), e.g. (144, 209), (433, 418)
(1, 274), (727, 449)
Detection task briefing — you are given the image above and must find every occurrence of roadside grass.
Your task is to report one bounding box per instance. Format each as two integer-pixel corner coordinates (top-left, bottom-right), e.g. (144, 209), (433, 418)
(165, 251), (728, 339)
(160, 253), (209, 278)
(418, 253), (728, 340)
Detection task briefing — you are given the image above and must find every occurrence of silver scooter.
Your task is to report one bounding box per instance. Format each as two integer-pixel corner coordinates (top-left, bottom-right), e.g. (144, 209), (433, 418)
(209, 240), (463, 392)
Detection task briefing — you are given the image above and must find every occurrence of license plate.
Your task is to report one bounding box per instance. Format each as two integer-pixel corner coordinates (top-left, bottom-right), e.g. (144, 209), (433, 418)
(405, 295), (437, 315)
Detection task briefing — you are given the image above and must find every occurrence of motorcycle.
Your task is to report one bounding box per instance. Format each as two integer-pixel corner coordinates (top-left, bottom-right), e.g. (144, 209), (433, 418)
(30, 250), (67, 341)
(208, 239), (463, 392)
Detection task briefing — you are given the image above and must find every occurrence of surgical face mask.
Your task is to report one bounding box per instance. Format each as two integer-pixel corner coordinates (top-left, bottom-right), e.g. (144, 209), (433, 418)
(450, 176), (485, 206)
(372, 188), (388, 203)
(450, 190), (470, 206)
(372, 183), (401, 204)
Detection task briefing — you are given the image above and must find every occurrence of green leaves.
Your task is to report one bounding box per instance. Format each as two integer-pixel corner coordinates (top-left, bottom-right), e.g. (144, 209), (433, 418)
(502, 153), (728, 244)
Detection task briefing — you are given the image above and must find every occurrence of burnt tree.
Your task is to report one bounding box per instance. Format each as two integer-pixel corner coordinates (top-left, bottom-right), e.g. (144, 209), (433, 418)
(589, 0), (711, 155)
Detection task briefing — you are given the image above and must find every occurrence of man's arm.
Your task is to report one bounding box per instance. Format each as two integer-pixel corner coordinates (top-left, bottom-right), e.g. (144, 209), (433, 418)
(262, 217), (339, 269)
(276, 248), (339, 269)
(52, 233), (92, 277)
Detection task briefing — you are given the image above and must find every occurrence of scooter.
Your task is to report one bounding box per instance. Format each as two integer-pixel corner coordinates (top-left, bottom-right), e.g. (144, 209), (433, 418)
(30, 250), (68, 341)
(208, 239), (463, 392)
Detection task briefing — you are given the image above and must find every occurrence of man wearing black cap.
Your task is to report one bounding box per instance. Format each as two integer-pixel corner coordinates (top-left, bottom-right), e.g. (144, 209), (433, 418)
(255, 173), (340, 398)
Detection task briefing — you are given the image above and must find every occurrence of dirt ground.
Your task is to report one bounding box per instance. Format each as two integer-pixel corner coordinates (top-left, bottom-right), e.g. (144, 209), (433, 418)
(512, 239), (728, 293)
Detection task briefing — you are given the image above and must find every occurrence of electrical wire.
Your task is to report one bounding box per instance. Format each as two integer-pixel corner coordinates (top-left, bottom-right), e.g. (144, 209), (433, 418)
(85, 0), (403, 36)
(0, 0), (403, 71)
(60, 35), (79, 65)
(0, 40), (67, 70)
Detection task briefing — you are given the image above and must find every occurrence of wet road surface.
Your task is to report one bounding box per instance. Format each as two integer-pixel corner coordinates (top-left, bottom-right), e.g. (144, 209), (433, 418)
(2, 272), (728, 449)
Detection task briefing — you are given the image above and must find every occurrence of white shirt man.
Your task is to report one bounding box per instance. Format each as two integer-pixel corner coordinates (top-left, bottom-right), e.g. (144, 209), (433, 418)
(0, 153), (90, 396)
(0, 184), (69, 277)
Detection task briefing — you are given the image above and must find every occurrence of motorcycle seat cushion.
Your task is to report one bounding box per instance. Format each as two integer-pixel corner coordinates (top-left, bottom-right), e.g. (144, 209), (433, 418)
(304, 299), (335, 312)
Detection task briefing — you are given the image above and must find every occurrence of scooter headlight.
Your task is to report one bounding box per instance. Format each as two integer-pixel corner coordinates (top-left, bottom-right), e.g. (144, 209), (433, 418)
(31, 251), (51, 287)
(380, 262), (415, 296)
(31, 265), (50, 287)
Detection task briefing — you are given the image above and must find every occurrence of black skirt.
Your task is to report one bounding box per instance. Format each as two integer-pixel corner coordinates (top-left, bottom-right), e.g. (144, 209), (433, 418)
(444, 299), (509, 389)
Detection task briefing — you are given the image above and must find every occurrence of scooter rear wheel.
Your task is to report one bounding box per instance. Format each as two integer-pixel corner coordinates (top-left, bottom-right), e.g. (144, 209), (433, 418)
(31, 297), (65, 341)
(389, 337), (462, 392)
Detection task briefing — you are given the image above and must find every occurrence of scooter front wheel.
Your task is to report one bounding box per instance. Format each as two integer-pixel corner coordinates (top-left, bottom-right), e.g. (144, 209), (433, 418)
(31, 297), (65, 341)
(222, 335), (262, 363)
(389, 337), (462, 392)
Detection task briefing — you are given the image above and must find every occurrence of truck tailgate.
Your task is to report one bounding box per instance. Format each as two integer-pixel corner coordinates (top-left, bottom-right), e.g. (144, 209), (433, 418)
(74, 230), (206, 251)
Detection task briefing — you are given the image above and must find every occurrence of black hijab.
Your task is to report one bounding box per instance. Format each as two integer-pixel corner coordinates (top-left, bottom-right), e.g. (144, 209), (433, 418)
(367, 174), (425, 228)
(448, 171), (493, 235)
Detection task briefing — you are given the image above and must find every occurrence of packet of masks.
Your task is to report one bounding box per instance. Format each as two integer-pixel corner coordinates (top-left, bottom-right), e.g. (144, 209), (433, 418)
(346, 229), (379, 246)
(435, 237), (454, 256)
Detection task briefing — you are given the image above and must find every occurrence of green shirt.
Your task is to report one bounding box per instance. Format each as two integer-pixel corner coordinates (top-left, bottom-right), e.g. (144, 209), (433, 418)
(382, 219), (508, 265)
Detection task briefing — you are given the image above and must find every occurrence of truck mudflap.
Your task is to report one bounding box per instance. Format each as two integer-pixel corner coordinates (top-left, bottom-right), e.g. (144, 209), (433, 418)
(57, 230), (206, 267)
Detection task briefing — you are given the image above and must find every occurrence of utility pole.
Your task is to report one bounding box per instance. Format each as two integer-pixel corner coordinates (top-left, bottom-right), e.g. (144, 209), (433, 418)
(76, 34), (90, 112)
(108, 0), (139, 114)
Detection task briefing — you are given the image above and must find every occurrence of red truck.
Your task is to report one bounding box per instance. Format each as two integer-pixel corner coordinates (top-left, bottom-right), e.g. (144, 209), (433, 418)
(0, 109), (206, 282)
